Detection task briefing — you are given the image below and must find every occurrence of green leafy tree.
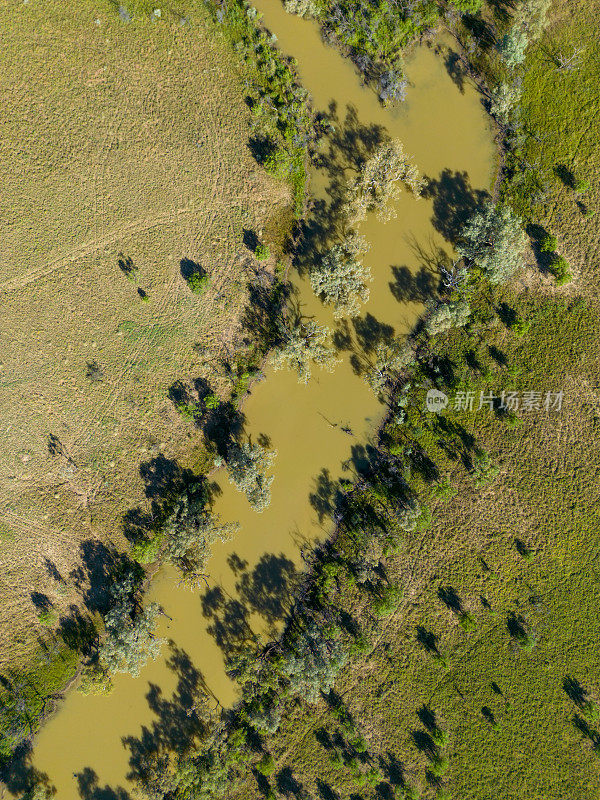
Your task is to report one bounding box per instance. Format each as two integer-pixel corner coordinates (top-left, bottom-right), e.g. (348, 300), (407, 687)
(345, 139), (424, 224)
(456, 201), (527, 284)
(220, 440), (277, 512)
(271, 319), (340, 383)
(498, 25), (529, 67)
(489, 80), (521, 124)
(280, 620), (348, 704)
(311, 237), (372, 319)
(365, 338), (415, 394)
(498, 0), (550, 67)
(97, 574), (164, 679)
(162, 492), (238, 586)
(425, 299), (471, 336)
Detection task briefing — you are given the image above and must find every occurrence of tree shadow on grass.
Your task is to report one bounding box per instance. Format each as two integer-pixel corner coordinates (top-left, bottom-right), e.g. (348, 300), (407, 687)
(69, 540), (134, 615)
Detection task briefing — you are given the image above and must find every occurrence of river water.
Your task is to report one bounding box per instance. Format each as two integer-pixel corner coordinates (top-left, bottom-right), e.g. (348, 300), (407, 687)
(30, 5), (494, 798)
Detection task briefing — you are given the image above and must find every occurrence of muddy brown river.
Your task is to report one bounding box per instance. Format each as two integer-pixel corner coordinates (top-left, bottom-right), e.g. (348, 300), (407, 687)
(30, 4), (495, 797)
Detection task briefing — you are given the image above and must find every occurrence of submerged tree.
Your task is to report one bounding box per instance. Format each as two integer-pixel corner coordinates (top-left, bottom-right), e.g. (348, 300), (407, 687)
(162, 492), (238, 587)
(271, 319), (340, 383)
(97, 573), (164, 679)
(222, 440), (277, 512)
(311, 236), (372, 319)
(456, 201), (527, 284)
(345, 139), (424, 223)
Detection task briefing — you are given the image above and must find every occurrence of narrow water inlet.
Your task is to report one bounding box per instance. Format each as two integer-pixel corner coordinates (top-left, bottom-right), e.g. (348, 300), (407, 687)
(30, 5), (495, 798)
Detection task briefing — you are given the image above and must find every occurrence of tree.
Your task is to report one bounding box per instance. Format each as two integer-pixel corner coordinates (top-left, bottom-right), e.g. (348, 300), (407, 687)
(310, 238), (372, 319)
(271, 319), (340, 383)
(97, 574), (164, 678)
(284, 0), (321, 17)
(425, 300), (471, 335)
(456, 201), (527, 284)
(345, 139), (424, 224)
(222, 440), (277, 512)
(162, 492), (238, 586)
(498, 0), (550, 68)
(378, 67), (409, 103)
(365, 338), (415, 395)
(489, 80), (521, 124)
(280, 619), (348, 704)
(498, 25), (529, 67)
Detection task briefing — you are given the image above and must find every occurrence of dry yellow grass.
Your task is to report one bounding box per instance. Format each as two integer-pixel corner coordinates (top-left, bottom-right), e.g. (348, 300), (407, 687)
(0, 0), (289, 669)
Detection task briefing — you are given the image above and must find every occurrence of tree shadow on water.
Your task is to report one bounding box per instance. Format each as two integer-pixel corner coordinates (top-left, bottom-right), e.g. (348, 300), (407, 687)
(121, 643), (211, 795)
(75, 768), (131, 799)
(309, 468), (345, 523)
(0, 743), (57, 800)
(201, 552), (299, 660)
(294, 103), (387, 278)
(423, 169), (489, 244)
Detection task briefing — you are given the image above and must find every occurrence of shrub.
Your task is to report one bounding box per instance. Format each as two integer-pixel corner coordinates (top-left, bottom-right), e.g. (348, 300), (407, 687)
(429, 754), (449, 777)
(540, 233), (557, 252)
(256, 753), (275, 776)
(372, 585), (403, 617)
(510, 316), (531, 337)
(574, 179), (590, 194)
(458, 612), (476, 631)
(452, 0), (483, 12)
(550, 255), (572, 285)
(187, 272), (210, 294)
(431, 727), (449, 747)
(255, 243), (270, 261)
